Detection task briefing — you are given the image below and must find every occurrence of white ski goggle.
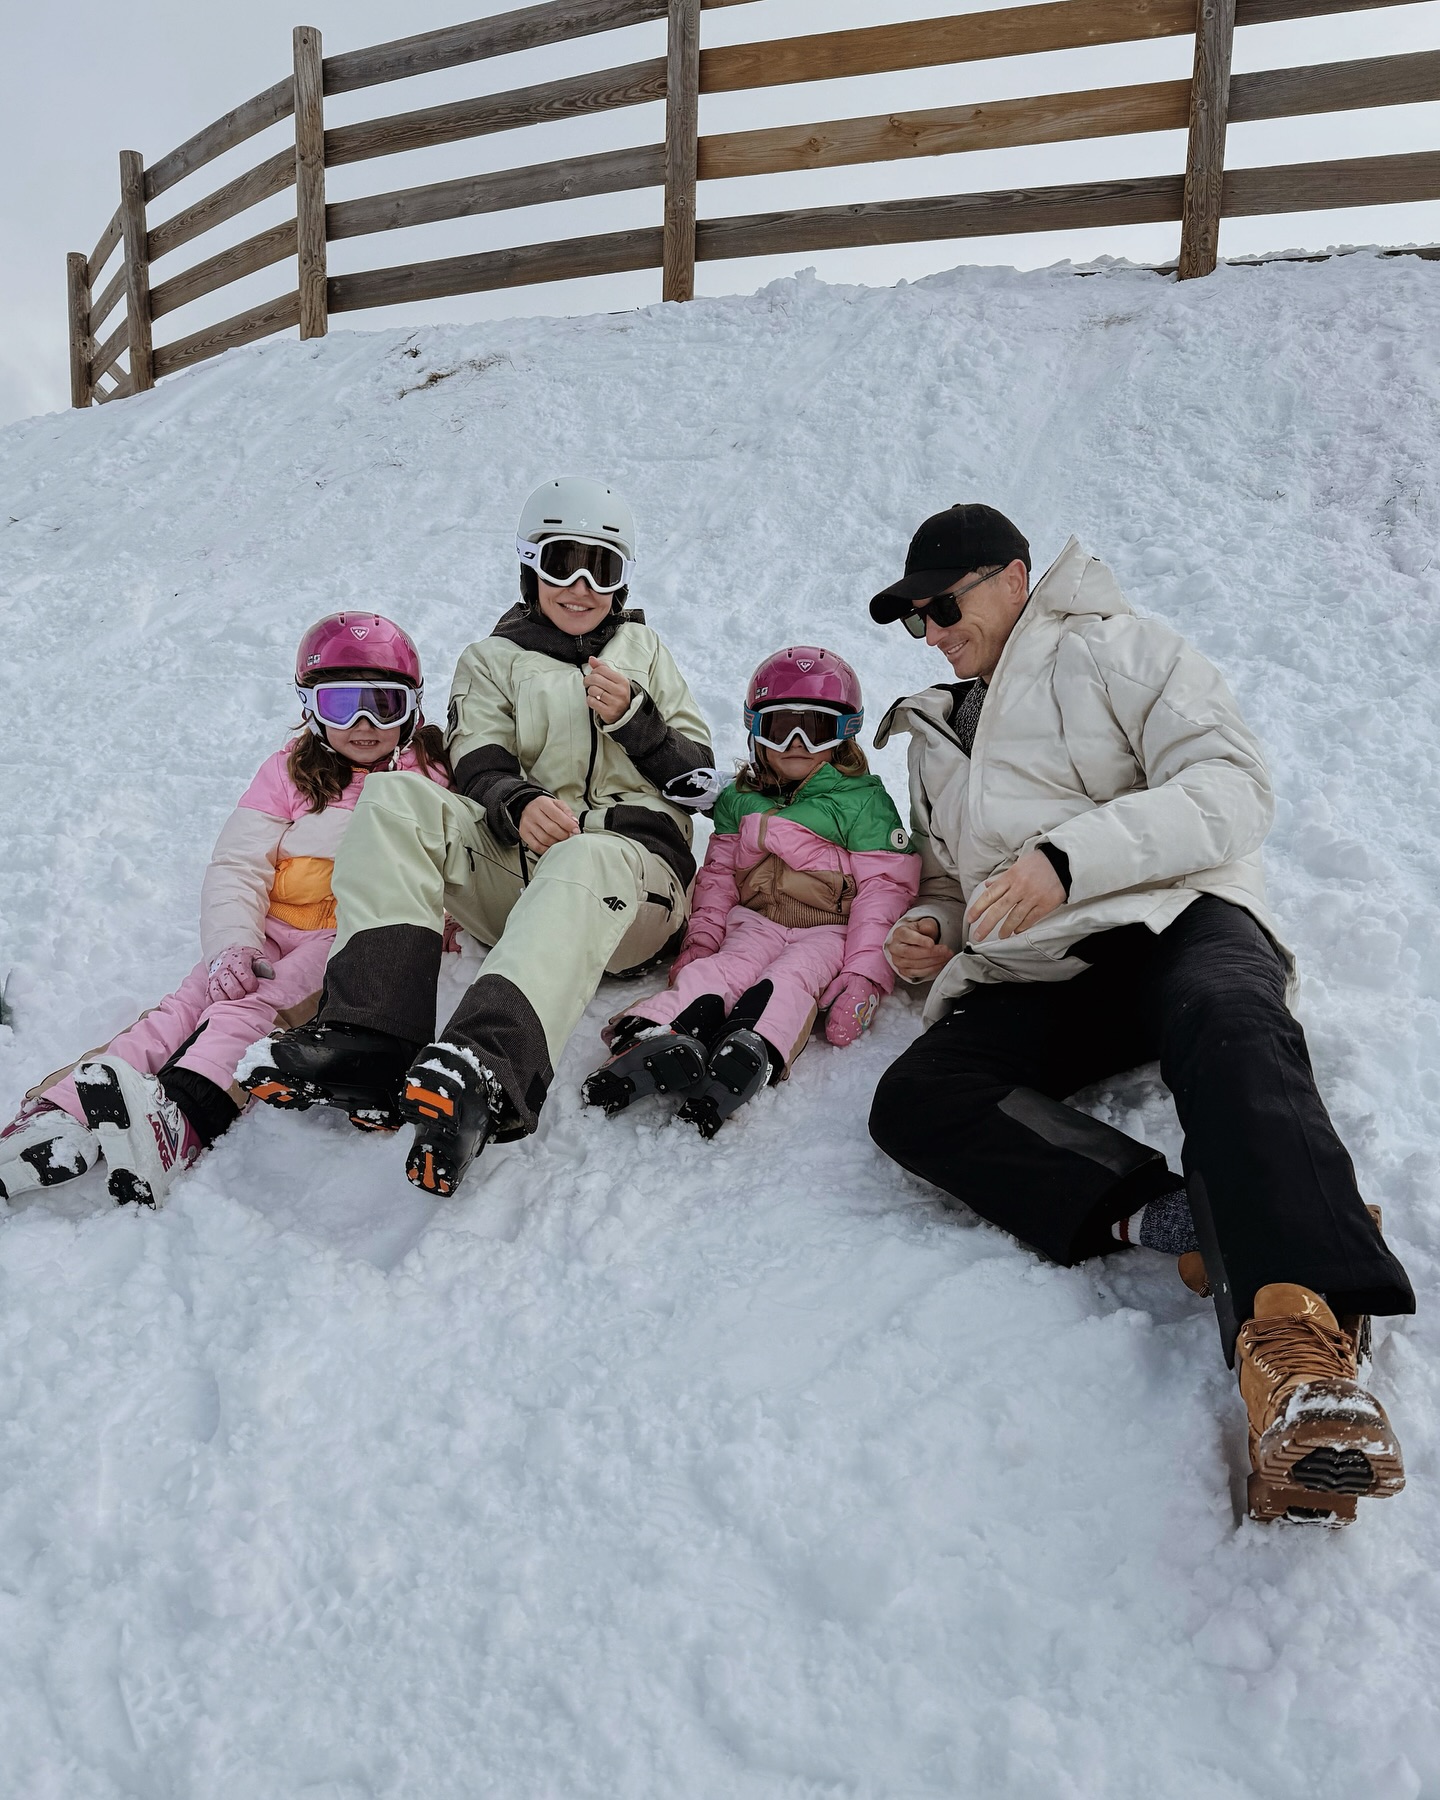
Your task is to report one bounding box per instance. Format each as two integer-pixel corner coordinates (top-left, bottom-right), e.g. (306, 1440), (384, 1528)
(516, 534), (635, 594)
(746, 705), (863, 755)
(298, 680), (421, 732)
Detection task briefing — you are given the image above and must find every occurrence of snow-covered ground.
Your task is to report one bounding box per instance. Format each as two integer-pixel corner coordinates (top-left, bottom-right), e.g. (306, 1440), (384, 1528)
(2, 252), (1439, 1797)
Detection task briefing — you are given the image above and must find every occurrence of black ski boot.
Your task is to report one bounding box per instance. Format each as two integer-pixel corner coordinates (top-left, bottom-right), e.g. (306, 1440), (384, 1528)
(581, 996), (723, 1115)
(400, 1043), (501, 1197)
(677, 1027), (773, 1139)
(241, 1021), (418, 1132)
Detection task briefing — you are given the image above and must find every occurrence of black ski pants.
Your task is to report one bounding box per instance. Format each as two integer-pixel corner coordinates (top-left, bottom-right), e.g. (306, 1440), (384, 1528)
(869, 897), (1414, 1354)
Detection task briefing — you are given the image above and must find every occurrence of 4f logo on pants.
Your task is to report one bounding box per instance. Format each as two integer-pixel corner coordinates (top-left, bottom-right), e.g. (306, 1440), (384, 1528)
(603, 896), (627, 912)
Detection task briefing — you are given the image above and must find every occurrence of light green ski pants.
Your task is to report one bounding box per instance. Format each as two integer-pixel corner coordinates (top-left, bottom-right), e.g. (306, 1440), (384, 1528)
(328, 771), (688, 1080)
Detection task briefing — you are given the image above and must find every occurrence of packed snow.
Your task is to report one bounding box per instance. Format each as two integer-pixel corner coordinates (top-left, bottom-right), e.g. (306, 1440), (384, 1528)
(2, 251), (1439, 1797)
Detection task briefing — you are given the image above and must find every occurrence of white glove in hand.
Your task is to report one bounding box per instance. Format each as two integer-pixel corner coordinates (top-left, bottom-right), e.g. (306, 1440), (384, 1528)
(662, 768), (727, 813)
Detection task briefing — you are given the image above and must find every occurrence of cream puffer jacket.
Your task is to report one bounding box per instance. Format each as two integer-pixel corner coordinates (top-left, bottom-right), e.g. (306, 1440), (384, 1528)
(875, 536), (1288, 1023)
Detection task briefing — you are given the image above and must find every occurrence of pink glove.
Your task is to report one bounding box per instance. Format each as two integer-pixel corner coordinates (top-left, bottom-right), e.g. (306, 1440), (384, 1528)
(442, 916), (464, 954)
(821, 974), (882, 1047)
(207, 946), (267, 1003)
(668, 941), (716, 986)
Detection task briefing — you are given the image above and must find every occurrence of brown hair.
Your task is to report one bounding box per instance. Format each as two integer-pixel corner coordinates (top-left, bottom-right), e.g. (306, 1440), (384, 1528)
(735, 738), (870, 796)
(287, 675), (451, 813)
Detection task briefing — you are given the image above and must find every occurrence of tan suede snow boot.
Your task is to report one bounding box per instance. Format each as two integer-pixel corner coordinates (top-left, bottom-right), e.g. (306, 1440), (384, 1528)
(1238, 1283), (1404, 1527)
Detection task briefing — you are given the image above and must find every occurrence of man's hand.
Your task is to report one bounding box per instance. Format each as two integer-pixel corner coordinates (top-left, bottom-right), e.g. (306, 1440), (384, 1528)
(584, 657), (631, 725)
(519, 795), (580, 855)
(966, 850), (1066, 942)
(888, 916), (954, 982)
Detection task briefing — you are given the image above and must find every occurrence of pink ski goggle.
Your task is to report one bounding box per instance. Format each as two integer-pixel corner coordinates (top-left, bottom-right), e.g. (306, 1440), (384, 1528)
(747, 704), (863, 754)
(298, 681), (421, 731)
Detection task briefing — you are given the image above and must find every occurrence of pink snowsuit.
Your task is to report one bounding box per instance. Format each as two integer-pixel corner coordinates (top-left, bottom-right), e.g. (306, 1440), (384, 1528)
(45, 742), (448, 1120)
(625, 783), (920, 1069)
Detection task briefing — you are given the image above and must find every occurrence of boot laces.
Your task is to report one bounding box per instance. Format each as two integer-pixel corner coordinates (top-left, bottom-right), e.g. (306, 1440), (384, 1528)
(1244, 1313), (1356, 1386)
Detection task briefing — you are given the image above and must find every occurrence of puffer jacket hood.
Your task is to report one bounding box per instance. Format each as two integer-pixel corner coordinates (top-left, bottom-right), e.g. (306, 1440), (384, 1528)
(877, 536), (1288, 1021)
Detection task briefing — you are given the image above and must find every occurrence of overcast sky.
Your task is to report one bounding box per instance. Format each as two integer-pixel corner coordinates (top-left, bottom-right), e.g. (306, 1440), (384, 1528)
(2, 0), (1437, 427)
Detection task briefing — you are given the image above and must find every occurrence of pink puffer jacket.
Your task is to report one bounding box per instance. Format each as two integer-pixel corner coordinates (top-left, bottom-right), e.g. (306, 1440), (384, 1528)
(684, 811), (919, 992)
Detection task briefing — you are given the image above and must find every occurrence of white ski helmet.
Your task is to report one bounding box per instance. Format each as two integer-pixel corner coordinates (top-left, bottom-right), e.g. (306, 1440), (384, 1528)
(516, 477), (636, 561)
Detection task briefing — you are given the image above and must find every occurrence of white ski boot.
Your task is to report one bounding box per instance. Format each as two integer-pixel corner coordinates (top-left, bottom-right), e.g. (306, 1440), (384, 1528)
(73, 1058), (201, 1208)
(0, 1095), (100, 1200)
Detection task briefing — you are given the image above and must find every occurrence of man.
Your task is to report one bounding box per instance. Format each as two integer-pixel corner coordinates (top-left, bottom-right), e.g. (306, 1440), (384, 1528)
(867, 502), (1414, 1526)
(245, 477), (712, 1196)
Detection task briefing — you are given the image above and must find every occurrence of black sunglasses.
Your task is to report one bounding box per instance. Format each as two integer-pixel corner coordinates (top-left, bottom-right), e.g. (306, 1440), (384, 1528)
(901, 566), (1006, 638)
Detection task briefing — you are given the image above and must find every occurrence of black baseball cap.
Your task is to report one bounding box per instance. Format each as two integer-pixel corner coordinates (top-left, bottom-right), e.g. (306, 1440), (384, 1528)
(870, 503), (1031, 622)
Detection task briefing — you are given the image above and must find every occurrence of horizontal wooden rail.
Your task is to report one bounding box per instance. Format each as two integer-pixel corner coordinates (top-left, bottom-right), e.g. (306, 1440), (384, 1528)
(701, 82), (1190, 181)
(89, 208), (123, 284)
(697, 46), (1440, 185)
(89, 263), (128, 335)
(91, 317), (130, 384)
(325, 0), (667, 94)
(699, 0), (1195, 94)
(150, 219), (298, 320)
(327, 143), (663, 239)
(1224, 148), (1440, 214)
(1230, 49), (1440, 122)
(328, 225), (664, 310)
(322, 0), (754, 93)
(324, 58), (666, 166)
(697, 173), (1186, 262)
(1233, 0), (1420, 23)
(145, 78), (295, 201)
(152, 291), (302, 379)
(695, 0), (1426, 94)
(148, 149), (296, 264)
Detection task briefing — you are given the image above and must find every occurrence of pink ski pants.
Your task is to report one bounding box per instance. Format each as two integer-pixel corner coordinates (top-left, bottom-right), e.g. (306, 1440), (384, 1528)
(626, 907), (848, 1068)
(47, 918), (333, 1122)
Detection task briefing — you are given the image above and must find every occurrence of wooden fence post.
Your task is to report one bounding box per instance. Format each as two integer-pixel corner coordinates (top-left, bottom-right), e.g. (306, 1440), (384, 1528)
(66, 252), (94, 408)
(1178, 0), (1236, 279)
(118, 150), (155, 390)
(663, 0), (701, 302)
(294, 25), (328, 338)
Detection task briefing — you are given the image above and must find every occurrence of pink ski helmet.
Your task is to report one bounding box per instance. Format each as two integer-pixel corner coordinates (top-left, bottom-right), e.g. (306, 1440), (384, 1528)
(294, 612), (423, 688)
(744, 645), (864, 750)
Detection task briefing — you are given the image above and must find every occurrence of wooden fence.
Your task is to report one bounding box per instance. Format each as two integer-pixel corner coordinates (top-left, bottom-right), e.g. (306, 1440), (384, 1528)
(67, 0), (1440, 407)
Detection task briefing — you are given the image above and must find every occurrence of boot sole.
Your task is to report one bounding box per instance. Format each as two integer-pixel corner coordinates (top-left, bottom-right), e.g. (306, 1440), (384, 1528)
(678, 1032), (771, 1138)
(1252, 1411), (1405, 1510)
(74, 1062), (169, 1209)
(1247, 1473), (1357, 1527)
(582, 1036), (707, 1114)
(242, 1066), (401, 1132)
(400, 1073), (488, 1197)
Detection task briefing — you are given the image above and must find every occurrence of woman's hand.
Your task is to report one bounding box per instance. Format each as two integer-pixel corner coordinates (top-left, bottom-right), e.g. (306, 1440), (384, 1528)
(584, 657), (631, 725)
(966, 850), (1066, 942)
(519, 795), (580, 855)
(887, 917), (954, 982)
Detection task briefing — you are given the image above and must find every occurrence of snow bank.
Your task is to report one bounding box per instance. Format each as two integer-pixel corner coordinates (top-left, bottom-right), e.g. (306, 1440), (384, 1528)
(1, 252), (1438, 1798)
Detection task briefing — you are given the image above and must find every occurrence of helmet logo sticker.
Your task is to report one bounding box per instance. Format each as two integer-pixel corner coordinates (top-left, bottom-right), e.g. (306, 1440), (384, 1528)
(350, 626), (370, 640)
(796, 659), (814, 672)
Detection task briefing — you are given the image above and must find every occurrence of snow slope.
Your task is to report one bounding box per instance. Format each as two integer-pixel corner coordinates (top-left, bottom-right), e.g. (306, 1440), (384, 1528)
(2, 252), (1440, 1798)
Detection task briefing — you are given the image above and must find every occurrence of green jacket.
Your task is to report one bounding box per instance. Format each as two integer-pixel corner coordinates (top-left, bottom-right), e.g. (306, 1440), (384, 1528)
(447, 603), (713, 885)
(713, 764), (911, 852)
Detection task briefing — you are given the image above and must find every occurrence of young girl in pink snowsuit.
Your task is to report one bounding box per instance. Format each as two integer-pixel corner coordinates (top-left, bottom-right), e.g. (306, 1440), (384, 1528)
(584, 646), (920, 1136)
(0, 613), (450, 1209)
